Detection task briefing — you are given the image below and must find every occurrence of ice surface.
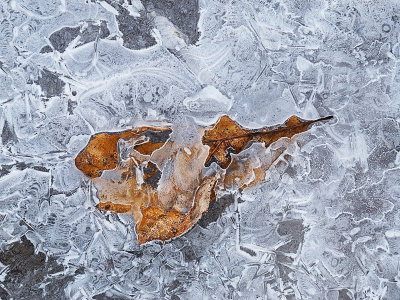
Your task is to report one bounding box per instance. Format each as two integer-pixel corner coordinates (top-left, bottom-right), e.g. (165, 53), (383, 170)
(1, 0), (400, 299)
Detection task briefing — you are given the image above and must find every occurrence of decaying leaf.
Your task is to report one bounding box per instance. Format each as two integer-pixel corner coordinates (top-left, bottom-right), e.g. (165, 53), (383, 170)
(75, 126), (172, 178)
(97, 202), (131, 213)
(137, 175), (217, 244)
(75, 115), (332, 245)
(136, 207), (193, 245)
(223, 143), (286, 189)
(202, 115), (333, 168)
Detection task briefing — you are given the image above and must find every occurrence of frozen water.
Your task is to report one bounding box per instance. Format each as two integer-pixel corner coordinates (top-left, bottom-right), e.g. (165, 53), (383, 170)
(1, 0), (400, 299)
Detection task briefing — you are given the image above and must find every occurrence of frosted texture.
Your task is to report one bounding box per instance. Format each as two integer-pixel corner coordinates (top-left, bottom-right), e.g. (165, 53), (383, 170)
(0, 0), (399, 299)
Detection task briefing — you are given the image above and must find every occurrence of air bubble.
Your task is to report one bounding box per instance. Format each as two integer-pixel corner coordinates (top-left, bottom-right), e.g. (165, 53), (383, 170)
(382, 24), (391, 33)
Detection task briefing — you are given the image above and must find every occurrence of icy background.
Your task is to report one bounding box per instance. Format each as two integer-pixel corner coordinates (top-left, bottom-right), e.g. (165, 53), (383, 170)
(1, 0), (400, 299)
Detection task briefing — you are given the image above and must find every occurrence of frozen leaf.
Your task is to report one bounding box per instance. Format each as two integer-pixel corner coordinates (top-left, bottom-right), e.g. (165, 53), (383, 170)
(136, 207), (193, 244)
(75, 115), (332, 244)
(223, 144), (286, 189)
(97, 202), (131, 213)
(92, 160), (160, 223)
(202, 115), (333, 168)
(137, 175), (217, 244)
(75, 126), (172, 178)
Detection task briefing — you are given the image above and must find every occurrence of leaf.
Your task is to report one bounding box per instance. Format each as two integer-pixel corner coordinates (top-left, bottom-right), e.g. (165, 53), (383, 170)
(223, 144), (286, 189)
(75, 131), (134, 178)
(202, 115), (333, 169)
(202, 116), (253, 168)
(75, 126), (172, 178)
(136, 175), (217, 244)
(92, 160), (159, 222)
(97, 202), (131, 213)
(75, 115), (332, 245)
(136, 207), (193, 245)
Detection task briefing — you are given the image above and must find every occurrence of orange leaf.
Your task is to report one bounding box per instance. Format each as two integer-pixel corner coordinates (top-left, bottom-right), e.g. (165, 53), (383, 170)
(75, 115), (332, 245)
(202, 115), (332, 168)
(75, 127), (171, 178)
(136, 207), (193, 245)
(97, 202), (131, 213)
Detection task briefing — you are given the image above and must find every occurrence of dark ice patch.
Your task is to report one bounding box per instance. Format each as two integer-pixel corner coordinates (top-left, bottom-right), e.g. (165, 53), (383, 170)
(277, 219), (305, 253)
(1, 120), (17, 145)
(275, 253), (294, 283)
(204, 154), (220, 168)
(181, 245), (198, 262)
(339, 289), (354, 300)
(48, 21), (110, 53)
(0, 286), (9, 300)
(123, 249), (143, 258)
(80, 20), (110, 44)
(198, 194), (238, 228)
(107, 0), (199, 50)
(142, 0), (200, 44)
(143, 162), (161, 189)
(240, 246), (257, 256)
(0, 161), (49, 176)
(116, 10), (157, 50)
(0, 236), (74, 300)
(275, 219), (306, 284)
(0, 61), (6, 73)
(103, 0), (156, 50)
(141, 129), (172, 144)
(49, 26), (80, 52)
(93, 290), (131, 300)
(14, 162), (49, 173)
(68, 98), (77, 115)
(35, 69), (65, 98)
(39, 45), (53, 53)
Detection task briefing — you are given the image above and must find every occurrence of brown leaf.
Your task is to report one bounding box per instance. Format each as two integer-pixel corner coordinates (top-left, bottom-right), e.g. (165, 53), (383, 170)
(75, 115), (332, 245)
(77, 125), (216, 244)
(136, 207), (193, 245)
(92, 160), (159, 222)
(136, 175), (217, 244)
(75, 126), (171, 178)
(202, 115), (333, 168)
(223, 143), (286, 189)
(97, 202), (131, 213)
(75, 131), (135, 178)
(202, 116), (252, 168)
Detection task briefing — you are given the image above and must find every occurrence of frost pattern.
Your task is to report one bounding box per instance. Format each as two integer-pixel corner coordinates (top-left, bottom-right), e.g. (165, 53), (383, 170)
(0, 0), (400, 299)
